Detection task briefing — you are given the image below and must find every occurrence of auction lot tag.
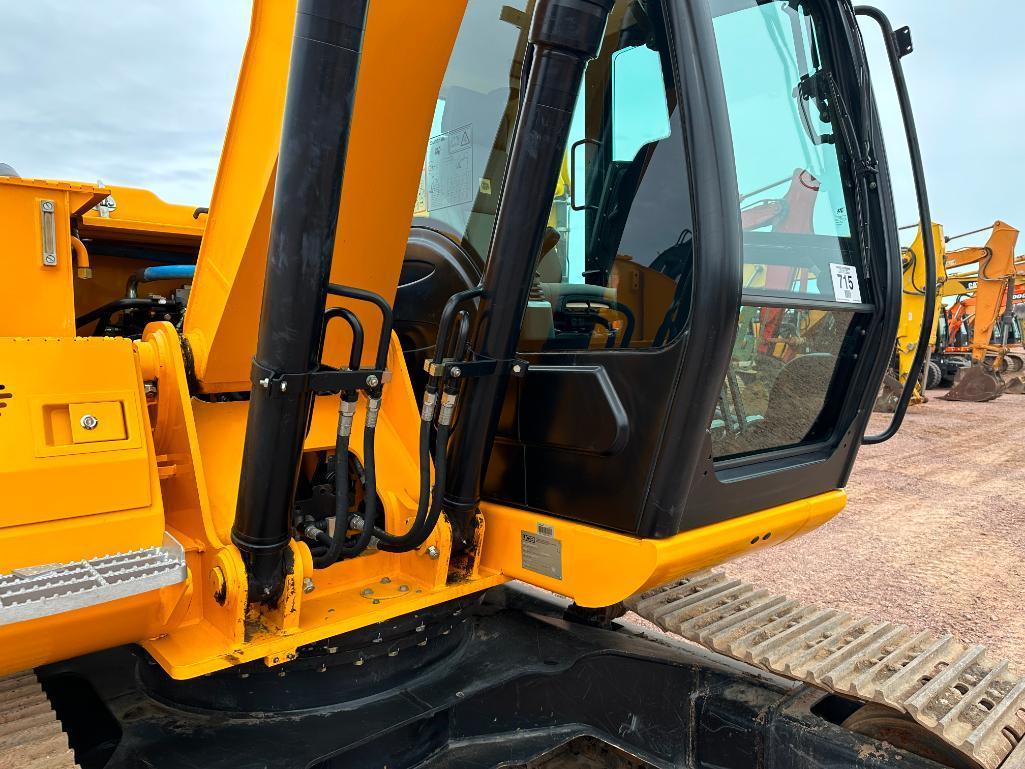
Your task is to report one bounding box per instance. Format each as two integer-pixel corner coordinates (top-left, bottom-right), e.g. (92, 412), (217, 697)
(521, 526), (562, 580)
(829, 263), (862, 303)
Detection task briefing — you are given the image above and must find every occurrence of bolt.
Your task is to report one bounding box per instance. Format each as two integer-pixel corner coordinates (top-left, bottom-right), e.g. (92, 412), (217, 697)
(43, 254), (57, 266)
(273, 657), (280, 663)
(426, 546), (440, 560)
(450, 366), (462, 378)
(259, 378), (270, 389)
(144, 381), (158, 397)
(278, 670), (287, 678)
(512, 364), (522, 374)
(372, 633), (383, 644)
(354, 656), (365, 666)
(388, 649), (398, 657)
(239, 671), (250, 679)
(418, 639), (428, 647)
(280, 381), (287, 392)
(415, 623), (425, 633)
(398, 584), (409, 593)
(317, 663), (327, 673)
(372, 598), (380, 604)
(380, 576), (391, 584)
(327, 646), (338, 654)
(79, 414), (98, 430)
(366, 374), (380, 388)
(303, 577), (315, 594)
(41, 200), (54, 212)
(286, 653), (296, 661)
(361, 587), (374, 597)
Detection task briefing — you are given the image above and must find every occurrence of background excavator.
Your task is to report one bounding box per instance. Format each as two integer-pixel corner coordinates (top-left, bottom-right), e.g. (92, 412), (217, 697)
(7, 1), (1025, 768)
(931, 221), (1023, 401)
(934, 265), (1025, 395)
(876, 222), (947, 411)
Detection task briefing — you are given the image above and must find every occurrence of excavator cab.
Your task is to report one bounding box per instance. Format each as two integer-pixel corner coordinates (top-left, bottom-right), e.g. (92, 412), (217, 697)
(0, 0), (953, 767)
(397, 0), (906, 540)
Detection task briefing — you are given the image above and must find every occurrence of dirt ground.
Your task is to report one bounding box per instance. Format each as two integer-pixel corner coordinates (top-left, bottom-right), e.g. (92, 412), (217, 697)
(708, 396), (1025, 663)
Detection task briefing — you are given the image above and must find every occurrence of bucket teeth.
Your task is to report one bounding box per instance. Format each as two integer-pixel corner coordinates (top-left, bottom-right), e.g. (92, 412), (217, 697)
(627, 571), (1025, 769)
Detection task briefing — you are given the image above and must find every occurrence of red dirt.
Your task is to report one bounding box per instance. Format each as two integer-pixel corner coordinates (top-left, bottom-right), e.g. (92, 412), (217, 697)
(718, 397), (1025, 663)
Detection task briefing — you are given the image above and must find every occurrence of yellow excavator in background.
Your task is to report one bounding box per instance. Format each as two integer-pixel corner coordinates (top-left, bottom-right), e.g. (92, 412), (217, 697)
(7, 2), (1025, 768)
(877, 222), (947, 411)
(938, 221), (1022, 401)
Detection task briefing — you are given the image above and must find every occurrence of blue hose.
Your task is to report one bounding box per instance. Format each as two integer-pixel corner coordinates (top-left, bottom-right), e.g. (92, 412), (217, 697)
(141, 265), (195, 282)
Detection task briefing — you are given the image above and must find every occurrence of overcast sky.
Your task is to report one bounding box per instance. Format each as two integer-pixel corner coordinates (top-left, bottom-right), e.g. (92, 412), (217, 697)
(2, 1), (1022, 242)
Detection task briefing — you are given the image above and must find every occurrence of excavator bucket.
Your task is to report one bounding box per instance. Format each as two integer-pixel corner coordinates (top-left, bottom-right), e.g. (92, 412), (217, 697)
(943, 364), (1005, 402)
(1005, 376), (1025, 394)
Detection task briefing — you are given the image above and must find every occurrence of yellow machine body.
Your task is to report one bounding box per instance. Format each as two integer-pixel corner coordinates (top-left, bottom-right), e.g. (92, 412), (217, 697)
(896, 223), (946, 402)
(0, 0), (850, 681)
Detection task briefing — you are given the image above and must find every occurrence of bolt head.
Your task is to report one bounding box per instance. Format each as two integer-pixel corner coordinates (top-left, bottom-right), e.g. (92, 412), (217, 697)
(43, 254), (57, 266)
(280, 381), (287, 392)
(451, 367), (462, 378)
(361, 587), (374, 596)
(380, 576), (391, 584)
(302, 577), (315, 594)
(259, 378), (270, 389)
(79, 414), (99, 431)
(426, 546), (440, 560)
(398, 584), (410, 593)
(366, 374), (380, 388)
(512, 364), (522, 374)
(41, 200), (54, 212)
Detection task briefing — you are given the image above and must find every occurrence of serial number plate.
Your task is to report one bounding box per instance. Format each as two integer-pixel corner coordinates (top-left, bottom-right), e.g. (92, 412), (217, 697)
(521, 530), (562, 580)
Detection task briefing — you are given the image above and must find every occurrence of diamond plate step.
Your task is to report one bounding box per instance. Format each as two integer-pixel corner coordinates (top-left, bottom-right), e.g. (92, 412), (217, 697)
(628, 570), (1025, 769)
(0, 672), (79, 768)
(0, 534), (186, 626)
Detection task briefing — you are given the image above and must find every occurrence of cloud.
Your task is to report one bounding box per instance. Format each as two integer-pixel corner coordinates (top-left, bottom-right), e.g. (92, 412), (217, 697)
(0, 0), (249, 205)
(2, 0), (1022, 244)
(866, 1), (1025, 240)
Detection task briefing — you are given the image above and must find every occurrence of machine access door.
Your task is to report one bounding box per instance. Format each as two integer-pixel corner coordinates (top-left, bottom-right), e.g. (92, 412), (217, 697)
(676, 0), (901, 530)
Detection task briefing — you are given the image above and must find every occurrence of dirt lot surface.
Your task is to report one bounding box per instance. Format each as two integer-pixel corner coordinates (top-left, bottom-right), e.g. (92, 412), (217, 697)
(713, 396), (1025, 663)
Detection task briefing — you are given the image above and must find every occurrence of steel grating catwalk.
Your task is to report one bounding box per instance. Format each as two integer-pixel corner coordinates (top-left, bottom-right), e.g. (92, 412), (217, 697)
(627, 570), (1025, 769)
(0, 672), (79, 768)
(0, 533), (186, 627)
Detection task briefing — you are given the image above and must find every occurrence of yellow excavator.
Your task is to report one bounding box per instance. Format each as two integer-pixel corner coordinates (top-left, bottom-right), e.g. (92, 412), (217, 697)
(876, 222), (947, 411)
(7, 2), (1025, 768)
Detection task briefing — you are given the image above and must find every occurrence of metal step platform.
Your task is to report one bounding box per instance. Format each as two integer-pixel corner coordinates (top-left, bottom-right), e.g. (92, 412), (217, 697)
(0, 672), (79, 768)
(0, 534), (186, 627)
(628, 570), (1025, 769)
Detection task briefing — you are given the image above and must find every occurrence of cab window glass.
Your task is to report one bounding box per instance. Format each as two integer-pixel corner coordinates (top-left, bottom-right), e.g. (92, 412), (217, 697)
(708, 0), (869, 460)
(412, 0), (694, 353)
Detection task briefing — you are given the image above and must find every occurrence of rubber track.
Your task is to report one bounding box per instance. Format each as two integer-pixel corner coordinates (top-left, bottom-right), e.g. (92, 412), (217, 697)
(0, 672), (78, 768)
(628, 570), (1025, 769)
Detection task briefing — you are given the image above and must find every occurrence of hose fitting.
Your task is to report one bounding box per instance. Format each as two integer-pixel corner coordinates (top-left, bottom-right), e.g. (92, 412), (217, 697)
(366, 397), (382, 429)
(421, 390), (439, 422)
(338, 397), (358, 437)
(438, 392), (458, 427)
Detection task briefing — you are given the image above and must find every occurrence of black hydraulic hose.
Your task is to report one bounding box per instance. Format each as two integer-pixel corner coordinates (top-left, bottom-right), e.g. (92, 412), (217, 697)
(337, 417), (380, 559)
(372, 310), (471, 552)
(322, 306), (364, 371)
(327, 283), (393, 369)
(76, 297), (168, 333)
(311, 429), (353, 568)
